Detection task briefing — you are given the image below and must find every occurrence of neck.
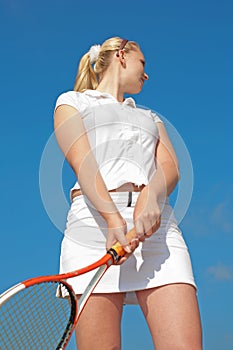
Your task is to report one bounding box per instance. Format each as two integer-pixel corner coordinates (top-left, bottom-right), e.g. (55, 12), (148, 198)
(96, 67), (125, 102)
(96, 84), (124, 102)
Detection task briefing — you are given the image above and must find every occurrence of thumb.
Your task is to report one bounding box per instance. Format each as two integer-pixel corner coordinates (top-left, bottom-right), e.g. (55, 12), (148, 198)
(114, 233), (132, 254)
(106, 232), (132, 254)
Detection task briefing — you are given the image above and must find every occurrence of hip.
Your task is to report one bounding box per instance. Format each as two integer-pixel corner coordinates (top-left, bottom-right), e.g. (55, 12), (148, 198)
(64, 191), (179, 249)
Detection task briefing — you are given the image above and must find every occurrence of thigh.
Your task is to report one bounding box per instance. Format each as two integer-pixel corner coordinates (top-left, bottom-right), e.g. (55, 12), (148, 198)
(136, 284), (202, 350)
(75, 293), (125, 350)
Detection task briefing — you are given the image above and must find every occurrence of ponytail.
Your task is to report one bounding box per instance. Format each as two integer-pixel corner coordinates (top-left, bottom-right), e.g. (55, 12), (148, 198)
(74, 52), (98, 92)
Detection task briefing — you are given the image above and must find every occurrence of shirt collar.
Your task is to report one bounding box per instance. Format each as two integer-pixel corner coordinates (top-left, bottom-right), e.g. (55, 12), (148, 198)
(83, 89), (136, 108)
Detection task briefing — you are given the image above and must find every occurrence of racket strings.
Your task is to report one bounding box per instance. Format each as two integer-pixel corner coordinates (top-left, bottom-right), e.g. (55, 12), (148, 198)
(0, 281), (76, 349)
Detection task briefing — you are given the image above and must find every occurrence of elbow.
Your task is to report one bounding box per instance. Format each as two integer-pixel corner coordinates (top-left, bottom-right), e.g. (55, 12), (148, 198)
(173, 162), (180, 187)
(177, 166), (181, 182)
(172, 169), (180, 190)
(170, 166), (180, 195)
(160, 160), (180, 195)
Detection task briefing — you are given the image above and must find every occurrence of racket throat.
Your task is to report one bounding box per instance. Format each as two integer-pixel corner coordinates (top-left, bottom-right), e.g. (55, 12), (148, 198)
(78, 263), (110, 317)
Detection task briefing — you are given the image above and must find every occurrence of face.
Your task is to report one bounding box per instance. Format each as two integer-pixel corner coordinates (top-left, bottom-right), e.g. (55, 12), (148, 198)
(120, 48), (149, 94)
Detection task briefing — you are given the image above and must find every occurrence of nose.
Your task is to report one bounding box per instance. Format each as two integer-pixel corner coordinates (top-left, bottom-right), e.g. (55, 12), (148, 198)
(144, 72), (149, 80)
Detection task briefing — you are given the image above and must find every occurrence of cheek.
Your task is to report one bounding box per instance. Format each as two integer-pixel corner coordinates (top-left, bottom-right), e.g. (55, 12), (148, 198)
(130, 65), (141, 80)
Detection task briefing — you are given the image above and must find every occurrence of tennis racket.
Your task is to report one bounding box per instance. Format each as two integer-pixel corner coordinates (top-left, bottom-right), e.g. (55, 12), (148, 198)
(0, 228), (136, 349)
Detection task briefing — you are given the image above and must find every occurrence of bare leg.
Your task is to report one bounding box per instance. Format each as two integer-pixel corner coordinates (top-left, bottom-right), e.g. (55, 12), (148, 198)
(136, 283), (202, 350)
(75, 293), (125, 350)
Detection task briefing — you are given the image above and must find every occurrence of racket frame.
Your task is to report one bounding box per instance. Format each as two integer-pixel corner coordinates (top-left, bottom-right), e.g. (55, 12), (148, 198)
(0, 229), (135, 349)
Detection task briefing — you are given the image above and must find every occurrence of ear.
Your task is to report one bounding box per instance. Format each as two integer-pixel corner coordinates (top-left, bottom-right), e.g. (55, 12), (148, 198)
(116, 50), (126, 67)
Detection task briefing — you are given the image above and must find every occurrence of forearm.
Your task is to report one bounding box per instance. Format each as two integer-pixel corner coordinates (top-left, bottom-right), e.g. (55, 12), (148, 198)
(72, 153), (122, 223)
(149, 160), (180, 201)
(149, 122), (180, 202)
(133, 158), (179, 237)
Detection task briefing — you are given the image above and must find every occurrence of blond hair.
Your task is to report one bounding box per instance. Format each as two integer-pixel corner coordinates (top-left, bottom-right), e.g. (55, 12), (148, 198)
(74, 37), (139, 92)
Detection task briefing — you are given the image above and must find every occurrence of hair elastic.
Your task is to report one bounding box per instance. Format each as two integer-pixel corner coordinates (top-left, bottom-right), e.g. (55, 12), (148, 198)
(89, 44), (101, 64)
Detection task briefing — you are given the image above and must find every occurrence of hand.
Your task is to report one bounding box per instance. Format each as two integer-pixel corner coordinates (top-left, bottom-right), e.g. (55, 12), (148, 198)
(106, 215), (140, 264)
(133, 186), (161, 239)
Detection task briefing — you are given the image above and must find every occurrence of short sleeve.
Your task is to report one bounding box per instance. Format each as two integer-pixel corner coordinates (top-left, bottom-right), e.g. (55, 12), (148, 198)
(150, 110), (163, 124)
(54, 91), (87, 115)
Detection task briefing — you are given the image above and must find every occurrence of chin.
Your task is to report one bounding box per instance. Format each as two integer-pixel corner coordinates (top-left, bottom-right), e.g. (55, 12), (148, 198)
(126, 86), (142, 95)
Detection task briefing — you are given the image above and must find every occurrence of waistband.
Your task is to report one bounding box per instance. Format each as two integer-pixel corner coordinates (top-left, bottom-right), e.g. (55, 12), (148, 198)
(71, 183), (145, 203)
(72, 191), (144, 209)
(71, 191), (170, 214)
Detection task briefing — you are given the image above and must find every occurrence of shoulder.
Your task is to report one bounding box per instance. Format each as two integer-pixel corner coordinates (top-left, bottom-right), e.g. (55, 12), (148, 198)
(149, 110), (163, 124)
(136, 105), (163, 124)
(54, 90), (90, 114)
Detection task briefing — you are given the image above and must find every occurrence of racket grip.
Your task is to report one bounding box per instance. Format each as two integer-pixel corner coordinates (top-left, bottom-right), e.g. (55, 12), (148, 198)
(108, 228), (136, 262)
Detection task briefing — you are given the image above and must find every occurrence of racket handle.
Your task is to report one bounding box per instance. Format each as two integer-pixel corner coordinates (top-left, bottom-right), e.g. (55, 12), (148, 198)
(108, 228), (136, 262)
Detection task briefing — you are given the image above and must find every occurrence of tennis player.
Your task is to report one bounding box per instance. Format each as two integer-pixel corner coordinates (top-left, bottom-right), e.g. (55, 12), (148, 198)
(54, 37), (202, 349)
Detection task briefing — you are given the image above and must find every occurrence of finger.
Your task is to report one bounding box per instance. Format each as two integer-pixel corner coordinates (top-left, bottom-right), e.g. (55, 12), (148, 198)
(143, 232), (151, 239)
(117, 234), (132, 254)
(139, 235), (146, 242)
(107, 231), (132, 253)
(134, 220), (145, 239)
(151, 217), (161, 233)
(106, 241), (132, 254)
(117, 255), (129, 265)
(144, 215), (162, 237)
(117, 238), (139, 265)
(130, 237), (140, 251)
(144, 224), (153, 237)
(122, 244), (132, 254)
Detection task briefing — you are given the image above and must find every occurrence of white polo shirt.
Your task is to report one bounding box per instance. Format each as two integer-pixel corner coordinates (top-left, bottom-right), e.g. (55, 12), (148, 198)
(55, 89), (163, 193)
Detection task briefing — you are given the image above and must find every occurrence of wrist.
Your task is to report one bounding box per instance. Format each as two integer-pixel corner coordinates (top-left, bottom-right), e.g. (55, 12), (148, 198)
(147, 183), (166, 201)
(104, 212), (126, 227)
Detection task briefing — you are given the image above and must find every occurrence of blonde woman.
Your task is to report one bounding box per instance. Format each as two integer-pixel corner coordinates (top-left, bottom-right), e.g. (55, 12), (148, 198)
(54, 37), (202, 350)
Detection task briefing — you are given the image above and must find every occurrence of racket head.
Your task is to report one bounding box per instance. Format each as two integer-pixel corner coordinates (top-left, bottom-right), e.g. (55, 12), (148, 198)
(0, 280), (77, 350)
(0, 256), (113, 350)
(0, 228), (136, 349)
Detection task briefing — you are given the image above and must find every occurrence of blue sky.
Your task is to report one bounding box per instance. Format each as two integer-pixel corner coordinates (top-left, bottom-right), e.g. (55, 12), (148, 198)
(0, 0), (233, 349)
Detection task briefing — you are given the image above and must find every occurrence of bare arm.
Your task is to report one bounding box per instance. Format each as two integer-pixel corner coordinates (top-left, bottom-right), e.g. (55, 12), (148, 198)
(134, 122), (180, 237)
(54, 105), (133, 251)
(149, 122), (180, 200)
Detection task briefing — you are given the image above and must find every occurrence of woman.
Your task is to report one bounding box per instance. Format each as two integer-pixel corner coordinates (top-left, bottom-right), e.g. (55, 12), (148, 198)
(54, 37), (202, 350)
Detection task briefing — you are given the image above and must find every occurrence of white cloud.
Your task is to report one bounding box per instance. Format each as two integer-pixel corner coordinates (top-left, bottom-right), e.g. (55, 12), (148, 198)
(211, 202), (233, 234)
(207, 263), (233, 281)
(181, 196), (233, 237)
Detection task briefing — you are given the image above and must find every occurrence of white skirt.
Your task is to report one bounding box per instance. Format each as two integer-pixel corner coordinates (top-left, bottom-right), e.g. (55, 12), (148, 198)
(58, 192), (196, 304)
